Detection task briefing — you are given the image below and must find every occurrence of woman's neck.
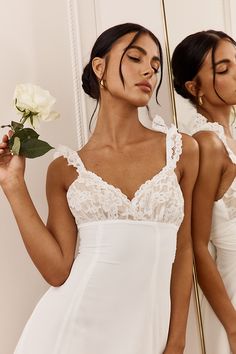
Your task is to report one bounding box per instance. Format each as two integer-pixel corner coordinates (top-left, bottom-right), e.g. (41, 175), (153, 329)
(91, 99), (147, 149)
(197, 105), (233, 137)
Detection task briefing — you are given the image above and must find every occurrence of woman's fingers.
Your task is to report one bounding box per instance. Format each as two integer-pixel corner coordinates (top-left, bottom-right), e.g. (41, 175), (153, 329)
(8, 130), (13, 138)
(0, 152), (12, 164)
(0, 145), (8, 154)
(0, 137), (9, 154)
(0, 133), (12, 154)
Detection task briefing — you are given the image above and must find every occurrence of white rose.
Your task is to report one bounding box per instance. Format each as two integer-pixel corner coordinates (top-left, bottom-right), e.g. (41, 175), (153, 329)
(14, 83), (59, 122)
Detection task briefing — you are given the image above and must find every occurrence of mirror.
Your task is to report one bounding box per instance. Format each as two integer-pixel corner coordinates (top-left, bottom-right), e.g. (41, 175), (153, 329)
(162, 1), (236, 353)
(162, 0), (234, 133)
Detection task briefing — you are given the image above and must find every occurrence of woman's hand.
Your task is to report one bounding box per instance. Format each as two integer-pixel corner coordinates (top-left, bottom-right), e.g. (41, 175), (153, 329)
(0, 133), (25, 190)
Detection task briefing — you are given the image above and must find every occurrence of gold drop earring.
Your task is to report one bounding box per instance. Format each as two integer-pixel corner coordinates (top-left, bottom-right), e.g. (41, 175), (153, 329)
(100, 79), (105, 88)
(198, 96), (203, 106)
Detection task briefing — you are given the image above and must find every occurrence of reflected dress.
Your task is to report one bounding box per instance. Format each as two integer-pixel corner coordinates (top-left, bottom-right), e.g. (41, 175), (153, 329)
(14, 118), (184, 354)
(191, 113), (236, 354)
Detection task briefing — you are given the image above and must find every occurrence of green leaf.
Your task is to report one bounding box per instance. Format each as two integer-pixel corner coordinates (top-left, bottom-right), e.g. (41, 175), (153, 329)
(9, 128), (39, 149)
(20, 138), (54, 158)
(11, 121), (24, 132)
(11, 136), (21, 155)
(18, 127), (39, 140)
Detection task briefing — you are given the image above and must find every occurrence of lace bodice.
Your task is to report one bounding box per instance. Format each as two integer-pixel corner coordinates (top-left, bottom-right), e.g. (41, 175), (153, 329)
(54, 117), (184, 228)
(190, 112), (236, 221)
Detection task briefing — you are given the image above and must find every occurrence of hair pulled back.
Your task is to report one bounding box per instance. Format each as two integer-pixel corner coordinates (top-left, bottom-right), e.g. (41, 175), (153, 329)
(171, 30), (236, 104)
(82, 22), (163, 102)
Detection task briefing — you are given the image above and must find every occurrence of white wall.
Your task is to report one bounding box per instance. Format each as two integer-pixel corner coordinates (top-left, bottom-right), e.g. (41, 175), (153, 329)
(0, 1), (78, 353)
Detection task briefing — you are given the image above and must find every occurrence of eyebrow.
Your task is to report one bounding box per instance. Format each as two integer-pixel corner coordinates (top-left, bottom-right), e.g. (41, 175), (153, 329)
(214, 53), (236, 67)
(214, 59), (230, 66)
(127, 45), (160, 62)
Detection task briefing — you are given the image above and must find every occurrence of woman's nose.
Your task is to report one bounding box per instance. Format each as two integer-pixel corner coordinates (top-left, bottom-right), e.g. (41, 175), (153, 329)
(142, 66), (154, 78)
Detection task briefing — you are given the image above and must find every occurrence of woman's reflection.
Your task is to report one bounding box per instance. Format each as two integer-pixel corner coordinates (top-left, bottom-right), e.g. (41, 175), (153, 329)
(171, 30), (236, 354)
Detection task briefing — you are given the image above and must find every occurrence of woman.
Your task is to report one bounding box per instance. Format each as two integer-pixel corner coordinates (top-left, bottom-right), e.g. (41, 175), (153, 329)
(0, 23), (198, 354)
(172, 30), (236, 353)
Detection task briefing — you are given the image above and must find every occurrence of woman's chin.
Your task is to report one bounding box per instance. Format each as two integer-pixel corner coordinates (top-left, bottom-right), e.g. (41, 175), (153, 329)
(131, 97), (151, 107)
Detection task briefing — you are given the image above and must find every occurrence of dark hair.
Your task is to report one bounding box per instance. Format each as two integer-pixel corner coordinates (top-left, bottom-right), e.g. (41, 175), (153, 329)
(81, 23), (163, 127)
(171, 30), (236, 104)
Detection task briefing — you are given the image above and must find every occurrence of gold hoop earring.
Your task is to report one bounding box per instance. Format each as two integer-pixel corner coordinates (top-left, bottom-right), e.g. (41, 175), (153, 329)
(198, 96), (203, 106)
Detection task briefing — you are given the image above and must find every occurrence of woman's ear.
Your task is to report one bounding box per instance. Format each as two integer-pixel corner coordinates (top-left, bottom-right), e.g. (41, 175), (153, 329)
(184, 80), (199, 97)
(92, 57), (106, 80)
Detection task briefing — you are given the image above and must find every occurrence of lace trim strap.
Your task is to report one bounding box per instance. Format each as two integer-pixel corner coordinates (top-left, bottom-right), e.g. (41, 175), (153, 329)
(151, 115), (182, 168)
(191, 113), (236, 164)
(151, 114), (168, 134)
(53, 145), (86, 173)
(166, 125), (183, 168)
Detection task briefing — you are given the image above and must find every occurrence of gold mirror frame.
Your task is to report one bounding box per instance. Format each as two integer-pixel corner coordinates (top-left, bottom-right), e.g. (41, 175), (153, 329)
(160, 1), (206, 353)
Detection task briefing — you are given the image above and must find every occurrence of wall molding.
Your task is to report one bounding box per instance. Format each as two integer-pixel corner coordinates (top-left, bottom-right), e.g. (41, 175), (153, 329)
(67, 0), (88, 148)
(223, 0), (232, 34)
(229, 0), (236, 37)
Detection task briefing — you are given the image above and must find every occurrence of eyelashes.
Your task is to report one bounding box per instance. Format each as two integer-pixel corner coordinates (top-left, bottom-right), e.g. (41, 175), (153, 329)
(127, 55), (140, 62)
(216, 69), (228, 74)
(127, 55), (159, 73)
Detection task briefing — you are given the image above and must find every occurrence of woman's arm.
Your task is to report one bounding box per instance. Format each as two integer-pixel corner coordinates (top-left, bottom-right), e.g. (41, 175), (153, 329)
(192, 132), (236, 348)
(164, 134), (199, 354)
(0, 136), (77, 286)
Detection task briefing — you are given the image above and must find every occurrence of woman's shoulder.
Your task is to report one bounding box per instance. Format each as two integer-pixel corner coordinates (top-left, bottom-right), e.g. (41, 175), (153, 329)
(172, 132), (199, 185)
(49, 153), (68, 172)
(193, 130), (226, 154)
(189, 131), (227, 180)
(180, 132), (199, 155)
(176, 133), (199, 173)
(49, 145), (75, 170)
(47, 145), (79, 187)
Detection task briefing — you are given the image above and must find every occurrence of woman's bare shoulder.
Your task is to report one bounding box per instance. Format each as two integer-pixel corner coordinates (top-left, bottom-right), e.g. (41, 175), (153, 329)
(47, 155), (78, 190)
(192, 130), (225, 152)
(48, 155), (68, 174)
(175, 133), (199, 189)
(180, 132), (199, 158)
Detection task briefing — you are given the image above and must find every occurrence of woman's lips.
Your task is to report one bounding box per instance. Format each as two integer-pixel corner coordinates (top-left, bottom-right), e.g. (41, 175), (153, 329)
(135, 81), (152, 93)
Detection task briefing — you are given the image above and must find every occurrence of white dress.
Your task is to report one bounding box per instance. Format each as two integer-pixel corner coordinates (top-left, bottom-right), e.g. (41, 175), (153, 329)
(14, 118), (184, 354)
(191, 113), (236, 354)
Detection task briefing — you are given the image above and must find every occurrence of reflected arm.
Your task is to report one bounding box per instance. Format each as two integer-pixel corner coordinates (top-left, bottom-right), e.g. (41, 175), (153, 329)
(164, 134), (199, 353)
(192, 131), (236, 342)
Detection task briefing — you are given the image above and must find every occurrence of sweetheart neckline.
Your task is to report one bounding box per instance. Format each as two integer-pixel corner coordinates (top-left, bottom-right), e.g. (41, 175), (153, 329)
(67, 163), (177, 204)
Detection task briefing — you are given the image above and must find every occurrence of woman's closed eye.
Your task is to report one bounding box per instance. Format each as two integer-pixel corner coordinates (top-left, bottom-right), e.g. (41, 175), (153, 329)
(215, 63), (229, 74)
(127, 55), (141, 62)
(216, 68), (228, 74)
(128, 55), (159, 73)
